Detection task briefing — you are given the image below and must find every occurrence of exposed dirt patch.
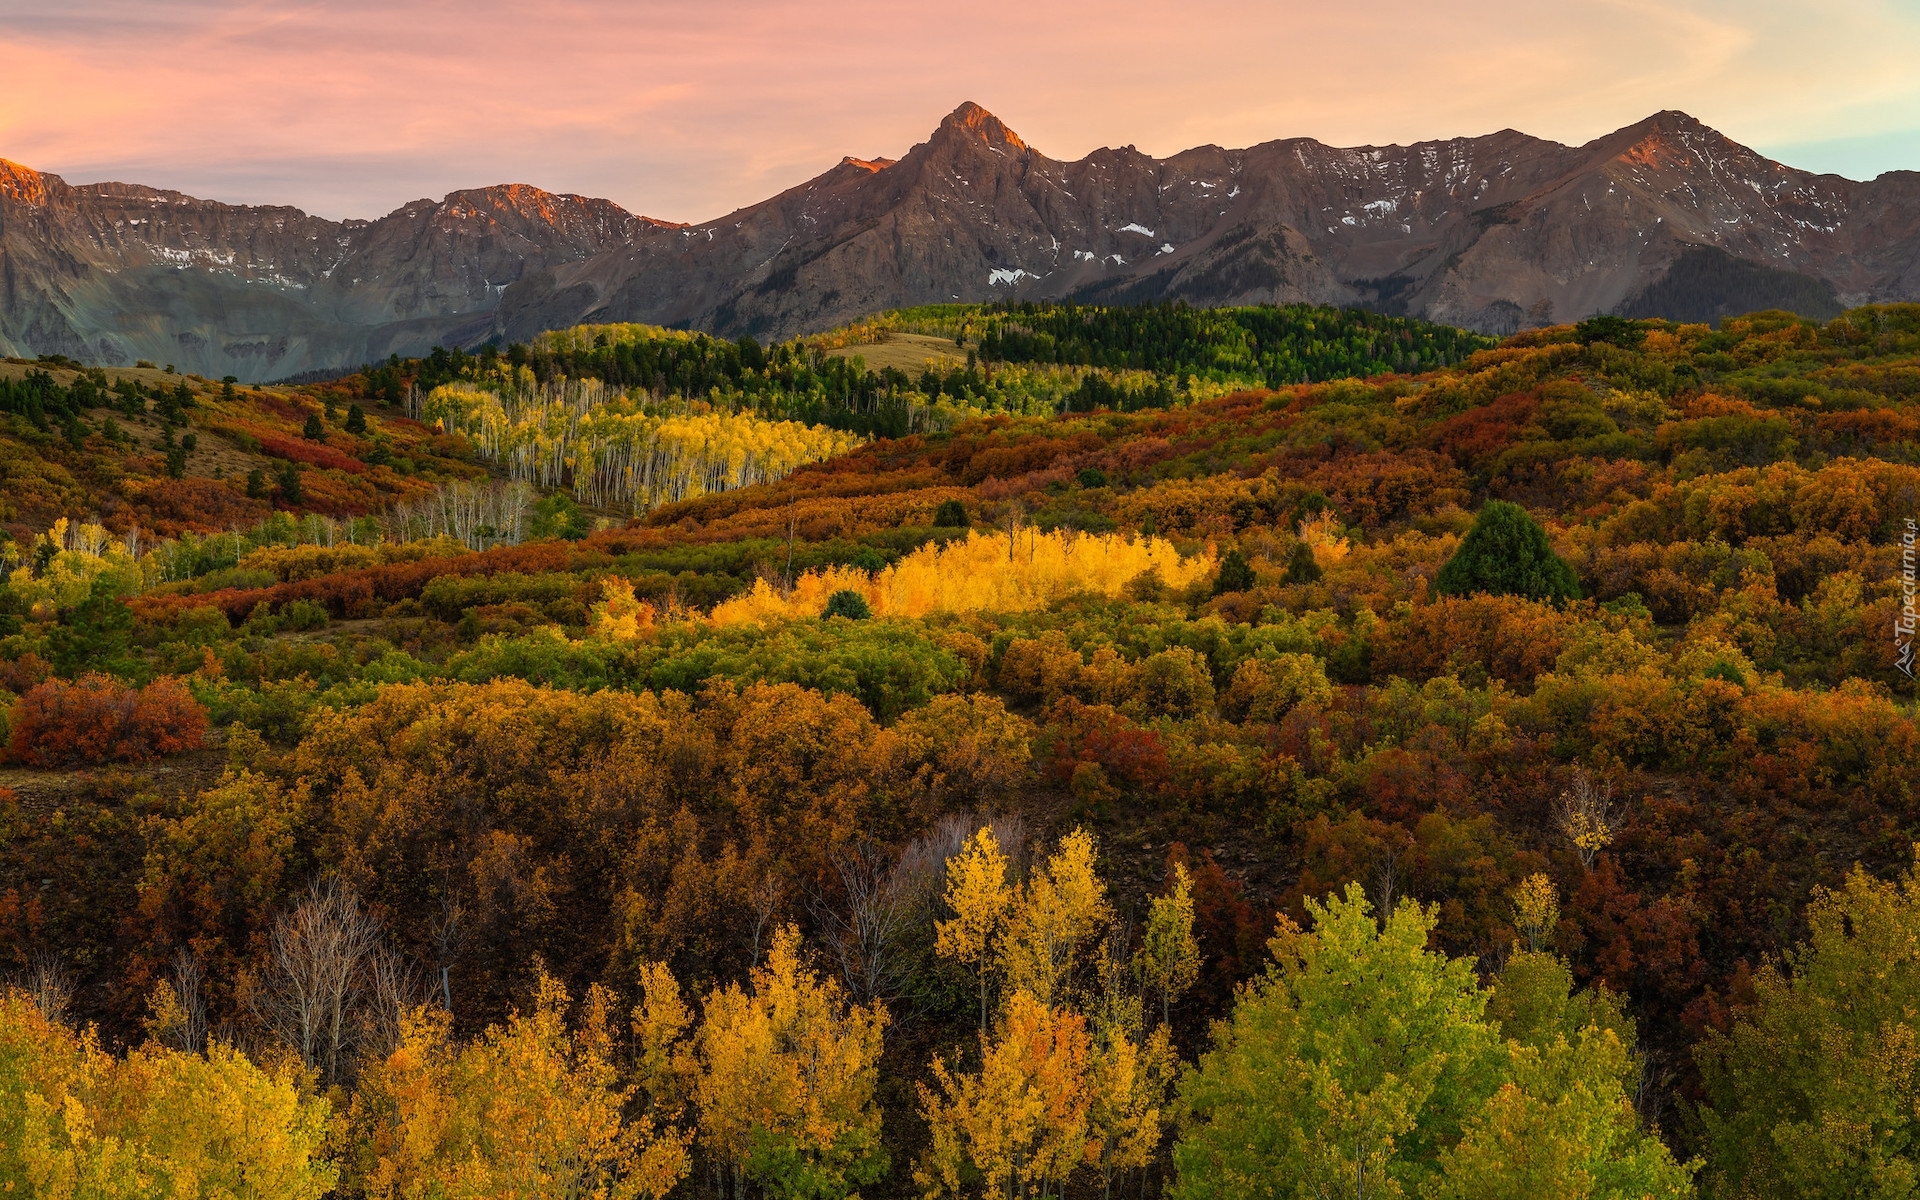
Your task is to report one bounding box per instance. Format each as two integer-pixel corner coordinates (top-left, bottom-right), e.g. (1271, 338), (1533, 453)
(0, 742), (229, 814)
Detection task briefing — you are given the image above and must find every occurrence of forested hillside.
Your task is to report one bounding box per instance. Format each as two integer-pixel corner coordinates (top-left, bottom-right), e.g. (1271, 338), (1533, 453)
(5, 302), (1920, 1197)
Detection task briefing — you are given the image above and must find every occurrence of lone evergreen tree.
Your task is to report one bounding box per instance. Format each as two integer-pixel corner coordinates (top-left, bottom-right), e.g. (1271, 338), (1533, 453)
(1213, 547), (1256, 596)
(303, 412), (326, 442)
(933, 499), (969, 528)
(344, 403), (367, 435)
(1282, 542), (1321, 586)
(824, 589), (872, 620)
(1436, 500), (1580, 602)
(277, 460), (303, 506)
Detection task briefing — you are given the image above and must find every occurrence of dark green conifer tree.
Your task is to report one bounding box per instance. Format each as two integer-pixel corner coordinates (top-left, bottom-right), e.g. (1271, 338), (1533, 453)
(1435, 500), (1580, 602)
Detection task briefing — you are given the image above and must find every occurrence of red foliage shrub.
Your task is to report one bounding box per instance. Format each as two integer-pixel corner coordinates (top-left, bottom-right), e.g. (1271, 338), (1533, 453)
(1166, 843), (1268, 1000)
(7, 675), (208, 767)
(132, 478), (273, 535)
(130, 538), (593, 623)
(0, 653), (51, 696)
(1428, 390), (1540, 471)
(1379, 594), (1577, 689)
(255, 432), (367, 474)
(1044, 698), (1169, 786)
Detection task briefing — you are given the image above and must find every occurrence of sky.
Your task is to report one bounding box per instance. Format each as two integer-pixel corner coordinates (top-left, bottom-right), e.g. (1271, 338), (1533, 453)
(2, 0), (1918, 224)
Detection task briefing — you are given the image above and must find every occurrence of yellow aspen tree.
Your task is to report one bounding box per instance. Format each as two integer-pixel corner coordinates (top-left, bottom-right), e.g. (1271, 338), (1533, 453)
(631, 960), (693, 1115)
(353, 973), (689, 1200)
(461, 975), (690, 1200)
(1000, 829), (1112, 1008)
(1, 987), (336, 1200)
(120, 1041), (337, 1200)
(915, 990), (1094, 1200)
(589, 578), (657, 642)
(1509, 874), (1559, 954)
(1132, 862), (1200, 1029)
(4, 988), (152, 1200)
(690, 926), (889, 1200)
(349, 1006), (455, 1200)
(936, 826), (1015, 1030)
(708, 530), (1213, 625)
(1085, 1022), (1175, 1200)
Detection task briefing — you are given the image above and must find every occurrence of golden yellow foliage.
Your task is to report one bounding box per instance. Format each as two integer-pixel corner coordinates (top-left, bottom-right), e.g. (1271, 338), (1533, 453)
(1510, 874), (1560, 954)
(936, 826), (1016, 1030)
(684, 925), (890, 1199)
(0, 987), (336, 1200)
(1296, 511), (1350, 568)
(1085, 1022), (1175, 1197)
(352, 974), (689, 1200)
(589, 577), (657, 641)
(709, 530), (1213, 625)
(916, 990), (1094, 1200)
(423, 381), (859, 514)
(1000, 829), (1112, 1009)
(8, 518), (143, 615)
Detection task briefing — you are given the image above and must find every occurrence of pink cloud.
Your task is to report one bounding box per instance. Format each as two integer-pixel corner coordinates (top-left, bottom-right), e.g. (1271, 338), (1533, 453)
(1, 0), (1917, 223)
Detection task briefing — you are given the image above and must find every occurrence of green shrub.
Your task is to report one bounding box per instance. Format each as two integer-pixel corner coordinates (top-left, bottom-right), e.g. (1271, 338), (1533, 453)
(280, 599), (330, 632)
(1435, 501), (1580, 603)
(1214, 548), (1256, 596)
(1282, 542), (1321, 585)
(531, 492), (592, 540)
(825, 590), (872, 620)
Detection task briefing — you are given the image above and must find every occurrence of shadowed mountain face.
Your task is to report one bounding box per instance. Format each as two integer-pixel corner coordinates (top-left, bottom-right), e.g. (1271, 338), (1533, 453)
(5, 103), (1919, 377)
(0, 165), (676, 380)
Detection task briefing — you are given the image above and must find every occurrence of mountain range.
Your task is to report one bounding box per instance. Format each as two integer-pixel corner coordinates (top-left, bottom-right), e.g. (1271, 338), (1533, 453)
(3, 103), (1917, 380)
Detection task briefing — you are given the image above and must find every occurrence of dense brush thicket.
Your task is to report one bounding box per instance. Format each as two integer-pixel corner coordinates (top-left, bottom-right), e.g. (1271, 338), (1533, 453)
(5, 303), (1920, 1196)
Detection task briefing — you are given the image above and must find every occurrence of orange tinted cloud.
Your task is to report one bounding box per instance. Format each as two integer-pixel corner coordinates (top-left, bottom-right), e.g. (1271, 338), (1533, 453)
(1, 0), (1917, 222)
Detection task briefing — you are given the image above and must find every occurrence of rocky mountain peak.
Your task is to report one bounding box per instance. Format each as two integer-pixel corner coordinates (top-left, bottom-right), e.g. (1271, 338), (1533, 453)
(1598, 109), (1743, 169)
(0, 159), (51, 207)
(937, 101), (1029, 154)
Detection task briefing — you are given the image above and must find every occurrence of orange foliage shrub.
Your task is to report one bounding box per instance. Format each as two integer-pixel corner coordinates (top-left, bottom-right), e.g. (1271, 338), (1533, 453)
(1379, 595), (1579, 689)
(7, 675), (208, 766)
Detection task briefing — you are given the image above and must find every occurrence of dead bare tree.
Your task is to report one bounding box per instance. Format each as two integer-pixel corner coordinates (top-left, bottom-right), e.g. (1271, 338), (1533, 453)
(1371, 834), (1407, 920)
(252, 879), (383, 1087)
(1553, 768), (1618, 870)
(891, 811), (1032, 920)
(362, 947), (430, 1060)
(430, 891), (468, 1013)
(746, 871), (787, 969)
(810, 843), (913, 1006)
(168, 949), (209, 1054)
(23, 956), (73, 1024)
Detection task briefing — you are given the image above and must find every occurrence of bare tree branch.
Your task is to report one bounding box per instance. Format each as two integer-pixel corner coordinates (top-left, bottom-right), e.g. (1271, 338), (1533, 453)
(251, 878), (384, 1087)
